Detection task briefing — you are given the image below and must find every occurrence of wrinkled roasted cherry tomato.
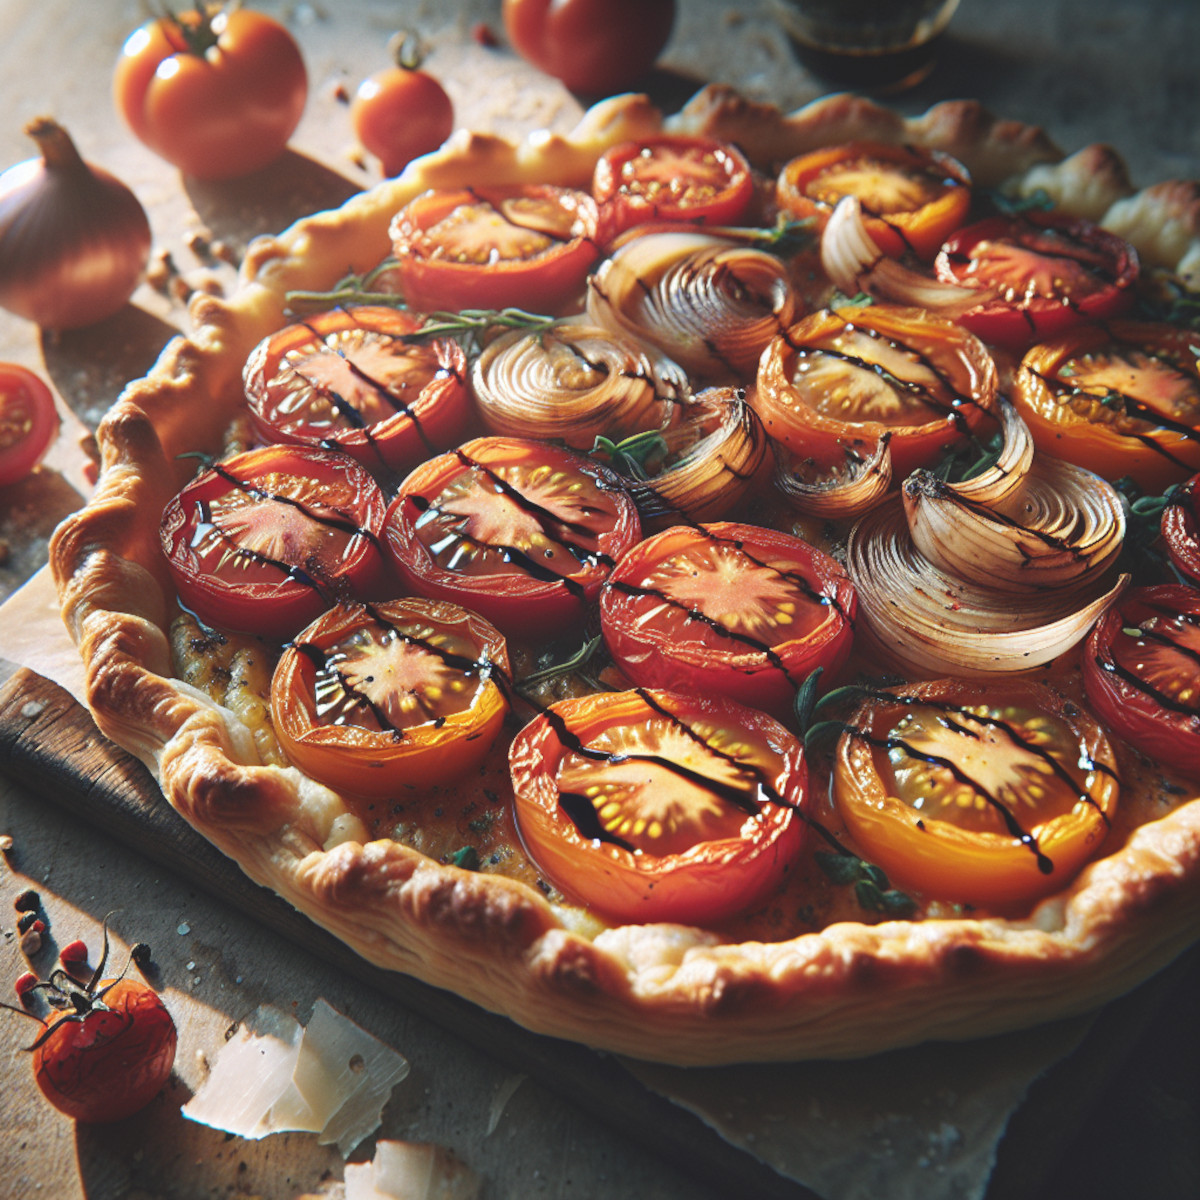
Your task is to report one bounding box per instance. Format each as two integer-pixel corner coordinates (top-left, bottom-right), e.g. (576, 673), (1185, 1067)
(600, 520), (856, 719)
(272, 597), (511, 797)
(832, 679), (1119, 910)
(1162, 473), (1200, 584)
(510, 687), (807, 925)
(777, 140), (972, 260)
(242, 306), (470, 476)
(1013, 320), (1200, 490)
(160, 445), (389, 638)
(382, 436), (640, 641)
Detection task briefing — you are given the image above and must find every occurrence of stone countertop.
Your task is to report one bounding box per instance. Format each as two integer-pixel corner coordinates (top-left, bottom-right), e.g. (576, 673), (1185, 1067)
(0, 3), (1197, 1199)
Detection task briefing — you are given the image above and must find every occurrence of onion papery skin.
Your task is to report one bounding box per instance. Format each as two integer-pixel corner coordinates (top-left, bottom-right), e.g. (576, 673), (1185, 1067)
(754, 303), (998, 480)
(0, 118), (151, 330)
(621, 386), (770, 529)
(820, 195), (994, 316)
(586, 229), (797, 383)
(471, 322), (684, 449)
(903, 400), (1127, 593)
(846, 501), (1129, 678)
(771, 434), (893, 520)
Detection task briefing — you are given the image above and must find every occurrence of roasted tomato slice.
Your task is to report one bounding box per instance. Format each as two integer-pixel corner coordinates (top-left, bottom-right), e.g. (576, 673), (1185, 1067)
(600, 520), (856, 719)
(242, 306), (470, 475)
(592, 135), (756, 236)
(1013, 321), (1200, 490)
(776, 140), (972, 260)
(833, 679), (1119, 910)
(161, 445), (389, 638)
(382, 437), (641, 641)
(1162, 473), (1200, 584)
(754, 303), (998, 478)
(271, 597), (511, 797)
(510, 688), (808, 925)
(386, 184), (603, 314)
(1083, 584), (1200, 781)
(934, 213), (1138, 347)
(0, 363), (59, 487)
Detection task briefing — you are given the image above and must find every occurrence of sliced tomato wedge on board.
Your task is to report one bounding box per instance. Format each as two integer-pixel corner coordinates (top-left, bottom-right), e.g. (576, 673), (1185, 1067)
(833, 679), (1119, 910)
(160, 445), (389, 638)
(777, 140), (972, 260)
(387, 184), (603, 314)
(242, 306), (470, 476)
(600, 520), (856, 719)
(934, 213), (1138, 347)
(383, 436), (641, 640)
(510, 688), (808, 925)
(271, 597), (511, 797)
(0, 363), (59, 487)
(1083, 584), (1200, 781)
(1014, 320), (1200, 490)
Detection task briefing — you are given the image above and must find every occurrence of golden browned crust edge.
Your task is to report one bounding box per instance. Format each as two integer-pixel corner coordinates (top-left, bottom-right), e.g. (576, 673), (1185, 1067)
(48, 89), (1200, 1065)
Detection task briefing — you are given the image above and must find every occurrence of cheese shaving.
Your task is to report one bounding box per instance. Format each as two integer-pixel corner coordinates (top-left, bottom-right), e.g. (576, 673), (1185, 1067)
(344, 1141), (482, 1200)
(182, 999), (409, 1156)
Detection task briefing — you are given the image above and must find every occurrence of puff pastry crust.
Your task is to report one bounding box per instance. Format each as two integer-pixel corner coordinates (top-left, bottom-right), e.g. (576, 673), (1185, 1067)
(49, 87), (1200, 1065)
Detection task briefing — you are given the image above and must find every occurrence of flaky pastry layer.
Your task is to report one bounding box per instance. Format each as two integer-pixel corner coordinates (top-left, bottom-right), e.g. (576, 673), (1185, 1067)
(49, 87), (1200, 1064)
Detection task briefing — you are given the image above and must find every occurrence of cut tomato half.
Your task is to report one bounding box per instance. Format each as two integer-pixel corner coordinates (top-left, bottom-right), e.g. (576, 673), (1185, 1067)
(833, 679), (1119, 910)
(0, 363), (59, 488)
(272, 597), (511, 797)
(160, 445), (389, 638)
(510, 688), (808, 925)
(1162, 473), (1200, 584)
(382, 436), (641, 640)
(243, 306), (470, 475)
(600, 520), (856, 718)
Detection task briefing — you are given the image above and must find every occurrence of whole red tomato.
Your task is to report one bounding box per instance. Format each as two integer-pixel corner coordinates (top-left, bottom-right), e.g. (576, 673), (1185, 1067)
(32, 977), (177, 1123)
(502, 0), (676, 95)
(113, 5), (308, 180)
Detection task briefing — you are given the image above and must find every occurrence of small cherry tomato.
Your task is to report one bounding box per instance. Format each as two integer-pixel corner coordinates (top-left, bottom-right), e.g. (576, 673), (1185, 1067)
(1013, 320), (1200, 491)
(510, 688), (807, 925)
(832, 679), (1119, 910)
(383, 437), (641, 641)
(777, 141), (972, 260)
(502, 0), (676, 96)
(0, 363), (59, 487)
(1083, 584), (1200, 781)
(160, 445), (389, 638)
(387, 184), (603, 314)
(934, 213), (1138, 347)
(592, 136), (755, 235)
(242, 306), (470, 475)
(32, 976), (177, 1123)
(351, 46), (454, 178)
(1162, 474), (1200, 584)
(600, 521), (856, 719)
(113, 6), (307, 180)
(272, 597), (511, 798)
(754, 303), (998, 479)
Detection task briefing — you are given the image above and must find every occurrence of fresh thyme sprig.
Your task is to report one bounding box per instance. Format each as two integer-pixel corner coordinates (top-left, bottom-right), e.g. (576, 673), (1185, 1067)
(515, 635), (606, 693)
(590, 429), (669, 480)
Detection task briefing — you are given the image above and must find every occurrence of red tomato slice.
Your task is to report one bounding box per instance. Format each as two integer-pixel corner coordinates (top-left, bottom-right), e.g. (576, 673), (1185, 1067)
(753, 303), (998, 479)
(833, 679), (1119, 910)
(509, 688), (808, 925)
(1013, 321), (1200, 491)
(934, 214), (1138, 347)
(1162, 473), (1200, 584)
(271, 597), (511, 797)
(0, 363), (59, 487)
(382, 437), (641, 641)
(600, 520), (856, 719)
(387, 185), (603, 314)
(592, 135), (756, 236)
(242, 306), (470, 476)
(160, 445), (389, 638)
(777, 140), (972, 260)
(1083, 584), (1200, 781)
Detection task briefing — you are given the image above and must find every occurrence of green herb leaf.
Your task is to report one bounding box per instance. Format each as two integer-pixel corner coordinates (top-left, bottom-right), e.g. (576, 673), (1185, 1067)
(516, 635), (603, 691)
(447, 846), (480, 871)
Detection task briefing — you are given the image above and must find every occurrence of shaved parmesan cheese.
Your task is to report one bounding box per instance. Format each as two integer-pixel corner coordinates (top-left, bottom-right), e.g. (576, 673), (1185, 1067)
(182, 999), (409, 1156)
(344, 1141), (482, 1200)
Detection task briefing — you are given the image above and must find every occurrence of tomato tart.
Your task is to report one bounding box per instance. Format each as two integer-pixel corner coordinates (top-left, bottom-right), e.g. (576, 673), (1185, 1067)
(49, 87), (1200, 1065)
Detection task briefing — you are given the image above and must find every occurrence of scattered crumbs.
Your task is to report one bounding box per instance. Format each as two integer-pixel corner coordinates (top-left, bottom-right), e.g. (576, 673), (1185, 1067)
(178, 922), (191, 936)
(186, 961), (196, 971)
(0, 835), (12, 853)
(19, 700), (46, 719)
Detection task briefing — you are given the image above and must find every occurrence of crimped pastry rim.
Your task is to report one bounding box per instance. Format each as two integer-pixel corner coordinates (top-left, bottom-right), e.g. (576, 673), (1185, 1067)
(47, 86), (1200, 1065)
